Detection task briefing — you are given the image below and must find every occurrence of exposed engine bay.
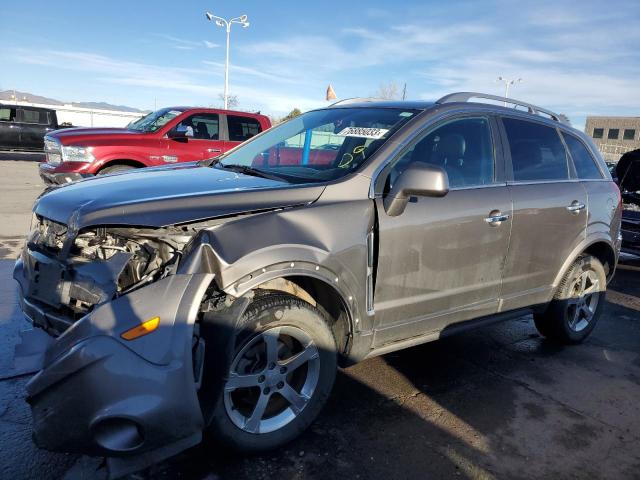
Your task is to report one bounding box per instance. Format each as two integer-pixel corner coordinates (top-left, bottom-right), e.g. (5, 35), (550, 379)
(22, 215), (198, 332)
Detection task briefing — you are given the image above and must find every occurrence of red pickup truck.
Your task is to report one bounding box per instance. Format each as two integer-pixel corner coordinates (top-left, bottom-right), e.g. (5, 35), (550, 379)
(39, 107), (271, 184)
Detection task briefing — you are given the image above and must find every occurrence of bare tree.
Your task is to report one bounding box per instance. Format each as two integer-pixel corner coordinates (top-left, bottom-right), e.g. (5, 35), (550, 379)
(372, 81), (400, 100)
(218, 93), (239, 109)
(272, 108), (302, 125)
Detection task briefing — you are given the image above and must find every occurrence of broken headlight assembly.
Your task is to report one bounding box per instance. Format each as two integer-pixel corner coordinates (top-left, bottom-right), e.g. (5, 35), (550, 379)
(24, 217), (197, 321)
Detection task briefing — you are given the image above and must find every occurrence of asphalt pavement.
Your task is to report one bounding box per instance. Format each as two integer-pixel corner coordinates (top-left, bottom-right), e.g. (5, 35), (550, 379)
(1, 161), (639, 480)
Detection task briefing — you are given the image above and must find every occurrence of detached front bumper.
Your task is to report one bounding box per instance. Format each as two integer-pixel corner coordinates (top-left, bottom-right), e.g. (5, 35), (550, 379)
(39, 162), (92, 185)
(14, 257), (213, 457)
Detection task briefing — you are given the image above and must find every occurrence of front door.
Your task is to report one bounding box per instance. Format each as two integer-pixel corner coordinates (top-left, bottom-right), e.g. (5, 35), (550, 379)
(170, 113), (225, 162)
(372, 116), (512, 347)
(499, 116), (588, 311)
(17, 108), (52, 150)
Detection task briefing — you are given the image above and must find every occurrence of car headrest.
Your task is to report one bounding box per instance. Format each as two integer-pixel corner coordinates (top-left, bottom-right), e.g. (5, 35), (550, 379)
(433, 134), (466, 166)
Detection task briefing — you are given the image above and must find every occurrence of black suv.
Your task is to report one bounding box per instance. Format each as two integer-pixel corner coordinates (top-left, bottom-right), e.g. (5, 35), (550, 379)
(0, 104), (64, 152)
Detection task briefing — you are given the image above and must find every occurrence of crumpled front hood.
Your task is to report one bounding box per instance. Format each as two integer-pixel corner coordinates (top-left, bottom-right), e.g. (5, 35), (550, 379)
(34, 164), (324, 229)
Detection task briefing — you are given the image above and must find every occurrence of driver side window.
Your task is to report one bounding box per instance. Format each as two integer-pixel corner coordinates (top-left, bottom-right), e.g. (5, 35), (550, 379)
(385, 117), (495, 192)
(176, 114), (220, 140)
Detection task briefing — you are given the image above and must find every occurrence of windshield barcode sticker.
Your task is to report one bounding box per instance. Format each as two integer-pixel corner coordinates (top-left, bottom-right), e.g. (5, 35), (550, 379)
(337, 127), (389, 139)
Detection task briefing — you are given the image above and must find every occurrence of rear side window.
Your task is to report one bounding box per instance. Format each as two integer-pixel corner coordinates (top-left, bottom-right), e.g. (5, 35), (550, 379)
(0, 107), (16, 122)
(503, 118), (569, 181)
(562, 133), (603, 180)
(227, 115), (262, 142)
(19, 108), (49, 124)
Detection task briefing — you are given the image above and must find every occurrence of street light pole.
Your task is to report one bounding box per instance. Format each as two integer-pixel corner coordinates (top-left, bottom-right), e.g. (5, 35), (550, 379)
(496, 77), (522, 106)
(205, 11), (250, 110)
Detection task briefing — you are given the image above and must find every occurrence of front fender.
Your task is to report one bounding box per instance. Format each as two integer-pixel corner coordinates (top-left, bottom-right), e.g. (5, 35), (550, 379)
(177, 199), (374, 332)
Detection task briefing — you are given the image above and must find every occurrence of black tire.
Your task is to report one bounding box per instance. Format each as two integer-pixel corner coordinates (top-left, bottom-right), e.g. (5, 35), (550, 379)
(201, 292), (337, 452)
(534, 255), (607, 344)
(98, 164), (136, 175)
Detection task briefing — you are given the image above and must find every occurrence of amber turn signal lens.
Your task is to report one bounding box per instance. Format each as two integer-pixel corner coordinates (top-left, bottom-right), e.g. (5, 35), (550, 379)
(120, 316), (160, 341)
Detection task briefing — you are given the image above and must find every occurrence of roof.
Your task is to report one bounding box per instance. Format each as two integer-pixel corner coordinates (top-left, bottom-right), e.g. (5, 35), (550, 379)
(163, 106), (265, 116)
(329, 99), (435, 110)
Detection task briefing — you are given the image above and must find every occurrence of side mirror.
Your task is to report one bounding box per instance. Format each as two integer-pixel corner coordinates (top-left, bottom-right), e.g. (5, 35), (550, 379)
(383, 163), (449, 217)
(167, 125), (191, 140)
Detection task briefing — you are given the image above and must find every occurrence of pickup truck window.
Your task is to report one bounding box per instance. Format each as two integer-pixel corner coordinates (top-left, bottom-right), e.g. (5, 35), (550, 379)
(176, 114), (219, 140)
(128, 107), (186, 132)
(19, 108), (50, 125)
(0, 107), (17, 122)
(227, 115), (262, 142)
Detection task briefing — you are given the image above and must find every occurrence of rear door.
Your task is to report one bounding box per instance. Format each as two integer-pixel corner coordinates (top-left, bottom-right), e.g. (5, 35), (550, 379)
(170, 113), (224, 162)
(372, 115), (512, 346)
(499, 116), (588, 311)
(0, 106), (19, 149)
(562, 131), (620, 259)
(16, 108), (52, 150)
(224, 114), (263, 151)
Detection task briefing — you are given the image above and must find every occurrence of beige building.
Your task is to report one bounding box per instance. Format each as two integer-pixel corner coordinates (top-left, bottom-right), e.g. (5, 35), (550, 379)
(585, 116), (640, 163)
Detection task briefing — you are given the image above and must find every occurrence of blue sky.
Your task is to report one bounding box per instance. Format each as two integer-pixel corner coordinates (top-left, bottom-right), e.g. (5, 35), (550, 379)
(1, 0), (639, 128)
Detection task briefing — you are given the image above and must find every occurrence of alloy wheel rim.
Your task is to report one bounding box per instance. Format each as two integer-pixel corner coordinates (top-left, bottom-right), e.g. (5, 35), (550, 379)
(223, 325), (320, 434)
(567, 269), (600, 332)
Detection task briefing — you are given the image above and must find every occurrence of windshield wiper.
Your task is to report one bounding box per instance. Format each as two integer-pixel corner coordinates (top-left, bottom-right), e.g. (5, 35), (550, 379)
(218, 164), (287, 182)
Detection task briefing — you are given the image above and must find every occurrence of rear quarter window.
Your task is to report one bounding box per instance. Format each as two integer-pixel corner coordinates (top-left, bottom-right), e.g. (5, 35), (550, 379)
(227, 115), (262, 142)
(19, 108), (50, 124)
(562, 133), (603, 180)
(503, 117), (569, 182)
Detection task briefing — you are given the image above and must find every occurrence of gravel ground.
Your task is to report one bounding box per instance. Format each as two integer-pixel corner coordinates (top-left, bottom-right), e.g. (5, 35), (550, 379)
(0, 161), (639, 480)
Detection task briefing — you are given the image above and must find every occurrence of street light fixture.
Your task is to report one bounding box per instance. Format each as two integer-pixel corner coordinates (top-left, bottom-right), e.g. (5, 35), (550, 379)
(496, 77), (522, 106)
(205, 11), (250, 110)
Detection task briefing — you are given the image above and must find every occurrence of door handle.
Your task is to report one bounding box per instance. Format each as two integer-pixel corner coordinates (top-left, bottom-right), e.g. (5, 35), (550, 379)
(566, 201), (586, 213)
(484, 212), (510, 225)
(207, 148), (222, 153)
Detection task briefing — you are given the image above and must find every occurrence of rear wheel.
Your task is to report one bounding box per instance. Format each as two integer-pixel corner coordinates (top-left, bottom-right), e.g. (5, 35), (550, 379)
(98, 164), (137, 175)
(534, 255), (606, 344)
(203, 293), (337, 452)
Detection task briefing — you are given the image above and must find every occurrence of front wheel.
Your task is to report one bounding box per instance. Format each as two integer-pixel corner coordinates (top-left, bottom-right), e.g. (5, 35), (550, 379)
(97, 164), (136, 175)
(203, 293), (337, 452)
(534, 255), (607, 344)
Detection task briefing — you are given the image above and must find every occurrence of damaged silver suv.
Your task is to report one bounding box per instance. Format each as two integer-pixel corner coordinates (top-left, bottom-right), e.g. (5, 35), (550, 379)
(14, 93), (622, 475)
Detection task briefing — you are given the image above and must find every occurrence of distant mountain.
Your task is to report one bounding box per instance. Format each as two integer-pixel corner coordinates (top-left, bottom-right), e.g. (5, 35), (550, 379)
(0, 90), (147, 113)
(71, 101), (144, 113)
(0, 90), (63, 106)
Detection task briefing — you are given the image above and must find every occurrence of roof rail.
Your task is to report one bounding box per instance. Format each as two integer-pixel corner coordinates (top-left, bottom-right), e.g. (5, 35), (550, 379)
(436, 92), (567, 124)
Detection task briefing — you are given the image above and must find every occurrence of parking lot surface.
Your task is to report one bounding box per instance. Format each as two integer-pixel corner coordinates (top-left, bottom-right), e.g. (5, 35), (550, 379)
(0, 161), (639, 479)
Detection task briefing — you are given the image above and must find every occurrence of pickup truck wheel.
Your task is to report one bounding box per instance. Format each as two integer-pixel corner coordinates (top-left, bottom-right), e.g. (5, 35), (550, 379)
(98, 164), (136, 175)
(534, 255), (606, 344)
(204, 293), (337, 452)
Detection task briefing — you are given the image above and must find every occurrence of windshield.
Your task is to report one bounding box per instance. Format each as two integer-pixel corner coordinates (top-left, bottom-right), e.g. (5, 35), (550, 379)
(216, 107), (418, 183)
(128, 107), (186, 132)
